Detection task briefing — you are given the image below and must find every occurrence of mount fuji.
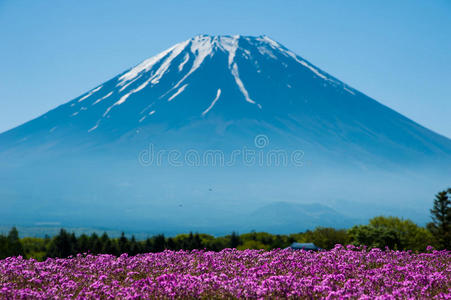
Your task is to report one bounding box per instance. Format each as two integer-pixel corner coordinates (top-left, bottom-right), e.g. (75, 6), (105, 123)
(1, 35), (450, 234)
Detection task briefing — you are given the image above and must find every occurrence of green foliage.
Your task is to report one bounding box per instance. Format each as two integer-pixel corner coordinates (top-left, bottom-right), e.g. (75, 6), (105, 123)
(348, 224), (400, 250)
(302, 227), (350, 250)
(0, 227), (24, 259)
(203, 236), (228, 251)
(237, 240), (268, 250)
(349, 216), (433, 251)
(427, 189), (451, 249)
(21, 237), (49, 260)
(118, 232), (129, 254)
(152, 234), (166, 252)
(8, 227), (24, 257)
(369, 216), (433, 251)
(47, 229), (74, 258)
(229, 232), (241, 248)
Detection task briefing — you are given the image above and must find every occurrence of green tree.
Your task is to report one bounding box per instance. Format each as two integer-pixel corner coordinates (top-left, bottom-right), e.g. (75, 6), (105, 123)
(204, 236), (228, 251)
(271, 234), (286, 249)
(77, 234), (91, 253)
(6, 227), (24, 257)
(0, 230), (24, 259)
(91, 233), (103, 254)
(427, 189), (451, 249)
(187, 232), (195, 250)
(144, 238), (154, 252)
(47, 229), (74, 258)
(229, 232), (241, 248)
(348, 216), (434, 251)
(21, 237), (48, 260)
(100, 232), (115, 254)
(118, 232), (130, 254)
(129, 235), (140, 255)
(237, 240), (268, 250)
(369, 216), (433, 251)
(167, 237), (177, 250)
(303, 227), (350, 250)
(348, 224), (400, 249)
(152, 234), (166, 252)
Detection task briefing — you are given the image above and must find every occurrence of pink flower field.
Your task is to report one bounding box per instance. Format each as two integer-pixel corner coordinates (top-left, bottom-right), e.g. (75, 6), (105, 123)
(1, 246), (450, 299)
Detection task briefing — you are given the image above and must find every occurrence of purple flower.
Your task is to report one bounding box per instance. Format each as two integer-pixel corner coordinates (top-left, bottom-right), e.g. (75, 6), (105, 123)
(0, 247), (449, 298)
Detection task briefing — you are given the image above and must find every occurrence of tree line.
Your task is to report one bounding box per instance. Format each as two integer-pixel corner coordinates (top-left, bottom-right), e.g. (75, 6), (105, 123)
(1, 188), (449, 260)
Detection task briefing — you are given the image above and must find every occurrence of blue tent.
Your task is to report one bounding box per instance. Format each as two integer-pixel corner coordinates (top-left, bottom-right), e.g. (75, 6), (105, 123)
(287, 242), (321, 251)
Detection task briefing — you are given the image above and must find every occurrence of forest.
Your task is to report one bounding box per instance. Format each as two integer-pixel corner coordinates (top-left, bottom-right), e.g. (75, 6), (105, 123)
(1, 188), (449, 260)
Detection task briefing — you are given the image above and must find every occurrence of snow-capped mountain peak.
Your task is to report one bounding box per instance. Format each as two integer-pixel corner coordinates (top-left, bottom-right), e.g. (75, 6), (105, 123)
(62, 34), (347, 133)
(117, 34), (334, 92)
(1, 34), (450, 166)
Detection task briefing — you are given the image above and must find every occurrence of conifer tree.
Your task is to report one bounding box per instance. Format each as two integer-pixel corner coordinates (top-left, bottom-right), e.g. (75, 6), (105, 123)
(229, 232), (240, 248)
(100, 232), (114, 254)
(6, 227), (24, 257)
(47, 229), (73, 258)
(153, 234), (166, 252)
(118, 232), (129, 254)
(427, 189), (451, 249)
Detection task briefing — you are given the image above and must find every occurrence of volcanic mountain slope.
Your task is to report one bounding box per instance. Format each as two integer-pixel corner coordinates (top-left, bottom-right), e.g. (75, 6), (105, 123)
(1, 35), (450, 233)
(1, 35), (450, 165)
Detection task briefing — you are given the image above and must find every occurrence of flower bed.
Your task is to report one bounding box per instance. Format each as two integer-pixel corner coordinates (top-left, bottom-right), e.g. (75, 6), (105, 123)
(1, 245), (450, 299)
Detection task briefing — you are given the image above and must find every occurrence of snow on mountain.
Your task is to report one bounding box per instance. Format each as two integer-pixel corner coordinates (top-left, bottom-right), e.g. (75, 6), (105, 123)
(78, 36), (332, 120)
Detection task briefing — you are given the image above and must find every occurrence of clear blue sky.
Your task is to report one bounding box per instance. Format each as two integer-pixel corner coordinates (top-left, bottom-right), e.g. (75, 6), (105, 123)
(1, 0), (450, 137)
